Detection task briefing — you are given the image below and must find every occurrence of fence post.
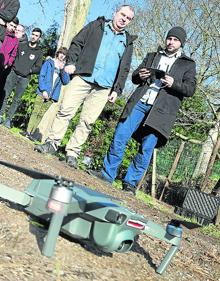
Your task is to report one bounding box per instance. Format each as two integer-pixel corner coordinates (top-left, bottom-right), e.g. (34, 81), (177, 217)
(151, 149), (157, 198)
(159, 141), (185, 201)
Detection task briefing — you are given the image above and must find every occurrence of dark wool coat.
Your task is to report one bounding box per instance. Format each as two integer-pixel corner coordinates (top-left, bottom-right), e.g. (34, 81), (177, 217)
(120, 50), (196, 147)
(0, 0), (20, 41)
(67, 17), (137, 95)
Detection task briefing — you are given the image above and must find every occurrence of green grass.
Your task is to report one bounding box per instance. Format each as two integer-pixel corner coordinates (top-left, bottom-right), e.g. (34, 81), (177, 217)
(175, 214), (220, 239)
(112, 179), (173, 213)
(200, 224), (220, 239)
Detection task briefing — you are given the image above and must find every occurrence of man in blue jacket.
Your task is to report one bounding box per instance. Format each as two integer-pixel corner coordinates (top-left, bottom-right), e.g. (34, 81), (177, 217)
(35, 5), (136, 169)
(21, 47), (70, 139)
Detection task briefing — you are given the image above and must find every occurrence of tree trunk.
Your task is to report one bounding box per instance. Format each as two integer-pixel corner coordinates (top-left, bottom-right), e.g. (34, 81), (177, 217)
(58, 0), (92, 48)
(201, 137), (220, 191)
(192, 119), (220, 179)
(36, 0), (91, 142)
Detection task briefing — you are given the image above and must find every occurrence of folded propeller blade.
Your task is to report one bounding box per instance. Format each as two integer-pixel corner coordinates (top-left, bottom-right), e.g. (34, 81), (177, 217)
(0, 160), (57, 180)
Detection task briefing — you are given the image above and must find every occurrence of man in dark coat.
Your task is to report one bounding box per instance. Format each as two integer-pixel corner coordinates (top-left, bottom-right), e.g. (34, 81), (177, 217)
(0, 0), (20, 41)
(35, 5), (136, 169)
(93, 26), (197, 195)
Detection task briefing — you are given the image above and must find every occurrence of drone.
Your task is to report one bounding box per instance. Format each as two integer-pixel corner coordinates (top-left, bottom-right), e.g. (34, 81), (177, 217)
(0, 160), (183, 275)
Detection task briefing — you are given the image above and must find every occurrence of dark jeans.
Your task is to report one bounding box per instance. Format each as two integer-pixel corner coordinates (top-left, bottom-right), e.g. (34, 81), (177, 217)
(102, 101), (158, 187)
(0, 69), (30, 120)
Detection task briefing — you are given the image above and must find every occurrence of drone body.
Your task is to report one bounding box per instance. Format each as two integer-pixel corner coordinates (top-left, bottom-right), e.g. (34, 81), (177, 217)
(0, 160), (182, 275)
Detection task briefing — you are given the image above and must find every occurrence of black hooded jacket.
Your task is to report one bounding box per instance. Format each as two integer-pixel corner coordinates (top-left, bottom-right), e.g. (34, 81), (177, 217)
(67, 17), (137, 95)
(0, 0), (20, 41)
(12, 41), (43, 77)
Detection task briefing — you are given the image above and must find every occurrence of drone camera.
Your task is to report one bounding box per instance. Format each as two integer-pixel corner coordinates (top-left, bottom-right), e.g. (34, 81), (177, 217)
(116, 240), (134, 253)
(105, 210), (127, 224)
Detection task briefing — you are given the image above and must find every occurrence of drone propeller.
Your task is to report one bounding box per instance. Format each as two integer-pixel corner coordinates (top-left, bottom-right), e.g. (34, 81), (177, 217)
(0, 160), (122, 201)
(0, 160), (58, 180)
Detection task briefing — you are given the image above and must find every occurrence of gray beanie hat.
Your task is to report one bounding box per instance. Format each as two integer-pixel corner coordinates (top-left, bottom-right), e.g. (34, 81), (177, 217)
(166, 26), (186, 46)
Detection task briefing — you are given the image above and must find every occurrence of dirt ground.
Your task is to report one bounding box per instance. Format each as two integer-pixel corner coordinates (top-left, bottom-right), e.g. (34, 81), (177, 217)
(0, 126), (219, 281)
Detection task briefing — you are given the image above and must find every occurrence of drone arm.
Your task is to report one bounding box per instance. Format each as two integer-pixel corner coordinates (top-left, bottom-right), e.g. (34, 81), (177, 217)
(141, 220), (182, 275)
(141, 220), (181, 246)
(0, 183), (31, 206)
(42, 210), (66, 257)
(156, 244), (179, 274)
(42, 184), (73, 257)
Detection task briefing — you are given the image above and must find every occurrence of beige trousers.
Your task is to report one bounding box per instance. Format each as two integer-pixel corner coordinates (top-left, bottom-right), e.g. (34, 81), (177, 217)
(48, 76), (110, 157)
(36, 101), (61, 143)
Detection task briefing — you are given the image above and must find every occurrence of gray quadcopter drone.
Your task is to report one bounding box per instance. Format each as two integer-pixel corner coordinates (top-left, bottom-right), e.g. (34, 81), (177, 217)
(0, 160), (182, 275)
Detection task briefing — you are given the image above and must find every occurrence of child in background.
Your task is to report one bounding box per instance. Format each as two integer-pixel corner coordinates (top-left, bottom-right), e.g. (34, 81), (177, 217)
(21, 47), (70, 140)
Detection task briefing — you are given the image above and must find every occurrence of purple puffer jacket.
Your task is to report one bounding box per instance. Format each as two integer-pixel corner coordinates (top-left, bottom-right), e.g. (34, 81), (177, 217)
(0, 31), (18, 67)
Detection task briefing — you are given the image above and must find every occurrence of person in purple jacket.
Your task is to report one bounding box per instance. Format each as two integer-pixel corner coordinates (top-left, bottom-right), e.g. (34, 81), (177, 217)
(20, 47), (70, 140)
(0, 16), (19, 100)
(0, 16), (19, 69)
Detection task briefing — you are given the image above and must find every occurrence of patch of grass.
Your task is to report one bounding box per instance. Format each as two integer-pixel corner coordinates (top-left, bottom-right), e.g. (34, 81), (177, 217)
(136, 191), (157, 208)
(200, 224), (220, 239)
(136, 190), (173, 214)
(112, 180), (173, 213)
(54, 258), (63, 281)
(29, 219), (45, 228)
(175, 214), (199, 225)
(175, 215), (220, 239)
(112, 180), (122, 190)
(10, 127), (21, 133)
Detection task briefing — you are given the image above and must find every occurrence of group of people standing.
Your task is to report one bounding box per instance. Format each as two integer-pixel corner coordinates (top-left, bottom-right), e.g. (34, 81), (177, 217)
(0, 0), (70, 136)
(0, 0), (43, 127)
(0, 3), (197, 196)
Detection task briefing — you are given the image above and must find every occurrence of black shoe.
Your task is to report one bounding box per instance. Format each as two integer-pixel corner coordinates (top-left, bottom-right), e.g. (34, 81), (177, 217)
(20, 131), (38, 142)
(66, 156), (77, 168)
(20, 131), (34, 140)
(28, 134), (39, 142)
(20, 130), (29, 137)
(88, 170), (112, 184)
(34, 141), (57, 154)
(122, 182), (136, 196)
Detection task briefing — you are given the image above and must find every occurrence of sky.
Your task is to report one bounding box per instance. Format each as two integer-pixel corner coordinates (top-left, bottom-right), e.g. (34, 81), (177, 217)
(17, 0), (116, 33)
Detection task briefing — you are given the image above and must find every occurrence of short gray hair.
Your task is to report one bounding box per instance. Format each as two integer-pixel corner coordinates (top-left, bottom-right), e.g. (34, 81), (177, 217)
(116, 5), (135, 15)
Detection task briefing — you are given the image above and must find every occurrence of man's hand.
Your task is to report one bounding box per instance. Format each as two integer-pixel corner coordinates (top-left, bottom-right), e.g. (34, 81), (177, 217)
(161, 75), (174, 88)
(139, 68), (151, 80)
(108, 91), (118, 103)
(64, 64), (76, 74)
(42, 91), (49, 100)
